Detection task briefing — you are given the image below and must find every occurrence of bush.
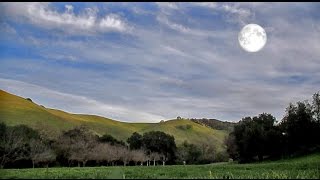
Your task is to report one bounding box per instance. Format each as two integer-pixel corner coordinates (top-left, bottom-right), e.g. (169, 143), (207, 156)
(26, 98), (33, 102)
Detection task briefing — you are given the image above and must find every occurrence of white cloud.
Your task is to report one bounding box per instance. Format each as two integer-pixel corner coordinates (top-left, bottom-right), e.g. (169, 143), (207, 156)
(222, 4), (252, 25)
(1, 2), (131, 34)
(99, 14), (129, 32)
(156, 14), (226, 38)
(155, 2), (179, 10)
(186, 2), (253, 26)
(191, 2), (218, 9)
(0, 22), (17, 34)
(157, 15), (190, 34)
(1, 2), (319, 123)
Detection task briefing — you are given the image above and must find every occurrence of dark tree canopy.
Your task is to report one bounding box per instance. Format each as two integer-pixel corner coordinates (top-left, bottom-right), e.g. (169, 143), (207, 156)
(227, 91), (320, 163)
(99, 133), (125, 146)
(142, 131), (177, 163)
(280, 100), (319, 154)
(232, 113), (281, 162)
(127, 132), (143, 150)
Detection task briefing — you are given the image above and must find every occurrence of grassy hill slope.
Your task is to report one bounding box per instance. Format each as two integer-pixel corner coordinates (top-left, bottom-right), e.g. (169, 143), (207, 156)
(0, 89), (229, 150)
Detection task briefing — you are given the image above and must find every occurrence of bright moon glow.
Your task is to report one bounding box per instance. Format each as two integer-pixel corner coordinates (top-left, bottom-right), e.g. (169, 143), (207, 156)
(238, 24), (267, 52)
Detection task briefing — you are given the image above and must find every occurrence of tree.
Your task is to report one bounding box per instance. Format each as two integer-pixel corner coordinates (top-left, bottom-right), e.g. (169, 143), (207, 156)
(131, 149), (146, 166)
(281, 100), (316, 154)
(29, 139), (56, 168)
(91, 143), (111, 165)
(117, 146), (132, 166)
(230, 113), (279, 162)
(142, 131), (177, 165)
(99, 133), (125, 146)
(199, 143), (216, 164)
(54, 126), (98, 167)
(0, 124), (39, 168)
(127, 132), (143, 150)
(177, 141), (201, 164)
(149, 152), (160, 166)
(312, 91), (320, 122)
(25, 98), (33, 102)
(225, 133), (238, 160)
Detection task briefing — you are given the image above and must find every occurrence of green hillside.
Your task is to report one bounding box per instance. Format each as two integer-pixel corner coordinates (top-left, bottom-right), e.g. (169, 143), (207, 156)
(0, 89), (229, 151)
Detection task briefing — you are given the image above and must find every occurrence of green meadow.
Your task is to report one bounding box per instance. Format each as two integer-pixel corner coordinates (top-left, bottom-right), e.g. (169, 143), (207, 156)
(1, 153), (319, 179)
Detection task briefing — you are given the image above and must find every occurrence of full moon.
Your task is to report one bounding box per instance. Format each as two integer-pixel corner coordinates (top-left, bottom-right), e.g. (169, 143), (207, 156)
(238, 24), (267, 52)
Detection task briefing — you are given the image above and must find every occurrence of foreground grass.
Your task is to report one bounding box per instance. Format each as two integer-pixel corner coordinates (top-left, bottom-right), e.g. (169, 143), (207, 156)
(1, 153), (319, 179)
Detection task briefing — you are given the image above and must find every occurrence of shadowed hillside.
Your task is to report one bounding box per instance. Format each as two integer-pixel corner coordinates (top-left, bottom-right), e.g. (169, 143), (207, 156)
(190, 118), (236, 131)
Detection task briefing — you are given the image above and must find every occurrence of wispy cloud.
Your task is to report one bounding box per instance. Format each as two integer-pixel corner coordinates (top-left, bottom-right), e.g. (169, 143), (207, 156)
(0, 2), (319, 122)
(1, 2), (132, 34)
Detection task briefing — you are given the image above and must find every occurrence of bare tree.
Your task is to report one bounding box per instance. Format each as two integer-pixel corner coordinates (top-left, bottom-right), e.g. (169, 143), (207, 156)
(149, 152), (160, 166)
(0, 127), (28, 168)
(131, 149), (146, 166)
(70, 135), (97, 167)
(91, 143), (116, 166)
(118, 146), (132, 166)
(54, 126), (98, 167)
(160, 153), (168, 166)
(109, 145), (119, 166)
(29, 139), (56, 168)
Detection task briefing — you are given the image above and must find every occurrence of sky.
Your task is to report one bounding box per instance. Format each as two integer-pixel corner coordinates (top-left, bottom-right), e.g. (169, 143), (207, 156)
(0, 2), (319, 123)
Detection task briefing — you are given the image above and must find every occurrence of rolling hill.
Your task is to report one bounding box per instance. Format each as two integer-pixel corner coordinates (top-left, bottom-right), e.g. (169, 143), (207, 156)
(0, 89), (231, 151)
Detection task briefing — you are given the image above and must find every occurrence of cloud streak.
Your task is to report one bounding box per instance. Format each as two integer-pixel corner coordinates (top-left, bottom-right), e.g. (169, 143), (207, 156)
(0, 2), (319, 122)
(1, 2), (131, 34)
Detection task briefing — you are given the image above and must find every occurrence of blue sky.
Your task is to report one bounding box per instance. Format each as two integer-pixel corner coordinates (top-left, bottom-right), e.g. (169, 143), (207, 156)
(0, 2), (319, 122)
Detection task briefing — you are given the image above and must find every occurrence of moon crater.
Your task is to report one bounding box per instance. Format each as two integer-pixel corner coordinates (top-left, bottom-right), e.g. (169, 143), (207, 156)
(238, 24), (267, 52)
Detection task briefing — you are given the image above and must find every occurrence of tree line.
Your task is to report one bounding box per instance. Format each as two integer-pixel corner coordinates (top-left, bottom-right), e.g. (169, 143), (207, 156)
(0, 124), (225, 169)
(226, 91), (320, 163)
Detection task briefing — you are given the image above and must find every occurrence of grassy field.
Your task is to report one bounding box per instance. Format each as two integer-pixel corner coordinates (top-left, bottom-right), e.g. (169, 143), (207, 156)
(0, 89), (228, 150)
(1, 153), (319, 179)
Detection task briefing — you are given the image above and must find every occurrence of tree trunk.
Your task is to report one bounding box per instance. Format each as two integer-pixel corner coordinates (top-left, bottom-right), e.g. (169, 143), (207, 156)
(83, 161), (87, 167)
(153, 159), (155, 166)
(162, 161), (165, 166)
(78, 162), (80, 167)
(32, 161), (35, 169)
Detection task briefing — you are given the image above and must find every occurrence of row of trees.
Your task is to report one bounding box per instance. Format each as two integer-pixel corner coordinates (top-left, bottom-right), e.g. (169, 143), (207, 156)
(226, 91), (320, 162)
(0, 125), (171, 168)
(54, 126), (164, 167)
(0, 123), (224, 168)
